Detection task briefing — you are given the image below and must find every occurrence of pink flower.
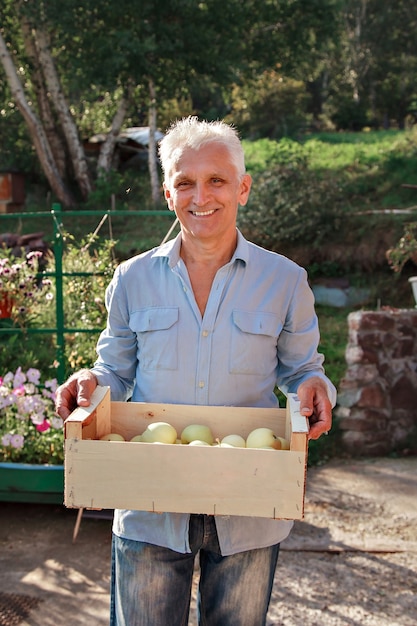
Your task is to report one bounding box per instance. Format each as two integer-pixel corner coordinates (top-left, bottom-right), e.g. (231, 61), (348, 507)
(1, 366), (64, 464)
(1, 433), (25, 449)
(26, 368), (41, 385)
(10, 434), (25, 449)
(3, 372), (14, 385)
(36, 420), (51, 433)
(50, 416), (63, 430)
(1, 433), (12, 446)
(44, 378), (58, 392)
(27, 251), (42, 261)
(13, 367), (26, 388)
(13, 385), (26, 397)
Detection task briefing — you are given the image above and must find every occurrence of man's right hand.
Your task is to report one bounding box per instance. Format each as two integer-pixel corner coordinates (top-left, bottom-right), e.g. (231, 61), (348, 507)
(55, 369), (98, 421)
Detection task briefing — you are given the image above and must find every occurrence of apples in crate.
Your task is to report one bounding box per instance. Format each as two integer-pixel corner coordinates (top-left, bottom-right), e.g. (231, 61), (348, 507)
(64, 387), (308, 519)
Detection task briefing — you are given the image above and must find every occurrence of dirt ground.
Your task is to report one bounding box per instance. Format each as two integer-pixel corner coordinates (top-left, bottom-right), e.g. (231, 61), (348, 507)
(0, 456), (416, 626)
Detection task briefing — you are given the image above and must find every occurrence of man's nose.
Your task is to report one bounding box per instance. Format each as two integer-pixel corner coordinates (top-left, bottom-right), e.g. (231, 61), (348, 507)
(194, 183), (210, 206)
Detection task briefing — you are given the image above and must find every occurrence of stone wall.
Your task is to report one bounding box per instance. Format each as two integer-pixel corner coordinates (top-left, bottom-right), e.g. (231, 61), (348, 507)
(336, 309), (417, 455)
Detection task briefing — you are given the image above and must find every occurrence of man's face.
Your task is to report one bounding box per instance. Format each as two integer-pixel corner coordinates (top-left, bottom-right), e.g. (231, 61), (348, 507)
(163, 142), (251, 245)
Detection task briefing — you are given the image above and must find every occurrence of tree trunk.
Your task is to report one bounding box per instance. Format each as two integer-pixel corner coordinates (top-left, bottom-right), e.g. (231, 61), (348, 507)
(97, 85), (133, 174)
(148, 79), (161, 206)
(33, 27), (93, 200)
(0, 30), (75, 207)
(19, 14), (67, 179)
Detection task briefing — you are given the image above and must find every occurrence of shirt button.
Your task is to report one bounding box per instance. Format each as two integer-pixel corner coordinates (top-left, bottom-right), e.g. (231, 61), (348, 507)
(198, 381), (205, 388)
(202, 330), (208, 337)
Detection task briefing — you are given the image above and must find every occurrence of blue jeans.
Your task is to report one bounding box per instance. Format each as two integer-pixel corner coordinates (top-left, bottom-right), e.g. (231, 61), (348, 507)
(110, 514), (280, 626)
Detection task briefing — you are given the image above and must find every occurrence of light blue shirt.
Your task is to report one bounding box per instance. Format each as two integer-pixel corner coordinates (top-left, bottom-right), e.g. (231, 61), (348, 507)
(92, 230), (336, 555)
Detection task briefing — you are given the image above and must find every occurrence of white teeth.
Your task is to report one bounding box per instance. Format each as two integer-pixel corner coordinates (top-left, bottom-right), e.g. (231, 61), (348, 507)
(192, 209), (215, 216)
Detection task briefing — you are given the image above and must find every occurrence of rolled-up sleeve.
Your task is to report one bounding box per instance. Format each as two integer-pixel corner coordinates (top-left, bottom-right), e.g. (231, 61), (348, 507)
(276, 266), (337, 406)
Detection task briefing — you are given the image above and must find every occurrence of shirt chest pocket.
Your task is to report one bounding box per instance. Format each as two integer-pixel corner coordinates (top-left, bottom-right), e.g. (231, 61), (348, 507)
(230, 310), (282, 376)
(129, 307), (179, 371)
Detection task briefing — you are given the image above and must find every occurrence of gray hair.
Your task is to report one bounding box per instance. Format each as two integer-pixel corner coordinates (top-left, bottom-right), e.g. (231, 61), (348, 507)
(159, 116), (246, 182)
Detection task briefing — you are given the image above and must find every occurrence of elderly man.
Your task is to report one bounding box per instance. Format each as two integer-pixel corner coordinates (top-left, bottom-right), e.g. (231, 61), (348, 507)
(56, 116), (335, 626)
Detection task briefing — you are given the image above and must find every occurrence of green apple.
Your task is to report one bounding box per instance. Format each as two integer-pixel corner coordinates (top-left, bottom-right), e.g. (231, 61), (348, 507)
(130, 434), (143, 442)
(100, 433), (125, 441)
(141, 422), (177, 444)
(246, 427), (281, 450)
(221, 434), (246, 448)
(181, 424), (214, 445)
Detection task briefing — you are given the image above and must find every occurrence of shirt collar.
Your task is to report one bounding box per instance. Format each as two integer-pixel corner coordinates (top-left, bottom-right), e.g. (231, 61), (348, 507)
(152, 229), (249, 268)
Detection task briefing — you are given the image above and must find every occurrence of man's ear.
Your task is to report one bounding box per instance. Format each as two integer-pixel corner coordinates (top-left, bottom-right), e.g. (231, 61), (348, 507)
(163, 183), (175, 211)
(238, 174), (252, 207)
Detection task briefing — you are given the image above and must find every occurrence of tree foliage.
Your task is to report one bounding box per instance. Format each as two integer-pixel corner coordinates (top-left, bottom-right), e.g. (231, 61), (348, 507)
(322, 0), (417, 129)
(0, 0), (416, 208)
(226, 72), (308, 139)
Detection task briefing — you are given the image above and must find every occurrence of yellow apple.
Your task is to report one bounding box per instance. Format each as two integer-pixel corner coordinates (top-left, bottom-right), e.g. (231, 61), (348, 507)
(246, 428), (281, 450)
(141, 422), (177, 444)
(275, 436), (290, 450)
(221, 434), (246, 448)
(188, 439), (212, 446)
(100, 433), (125, 441)
(181, 424), (214, 445)
(130, 435), (143, 442)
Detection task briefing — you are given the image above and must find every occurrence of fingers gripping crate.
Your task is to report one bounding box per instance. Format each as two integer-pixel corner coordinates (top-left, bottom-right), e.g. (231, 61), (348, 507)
(64, 387), (309, 519)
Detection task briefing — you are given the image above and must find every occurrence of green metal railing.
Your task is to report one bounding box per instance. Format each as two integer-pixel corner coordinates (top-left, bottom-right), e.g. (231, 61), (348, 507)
(0, 203), (172, 382)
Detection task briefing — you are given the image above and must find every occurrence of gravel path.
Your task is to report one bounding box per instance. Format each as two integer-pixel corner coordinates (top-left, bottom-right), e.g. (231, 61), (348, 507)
(0, 456), (416, 625)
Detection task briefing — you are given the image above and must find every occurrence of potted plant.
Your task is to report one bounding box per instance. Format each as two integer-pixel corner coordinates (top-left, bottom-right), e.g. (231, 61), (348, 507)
(386, 221), (417, 306)
(0, 366), (64, 503)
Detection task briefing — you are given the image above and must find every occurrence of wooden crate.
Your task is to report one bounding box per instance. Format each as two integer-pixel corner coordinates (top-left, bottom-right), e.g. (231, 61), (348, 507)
(64, 387), (309, 519)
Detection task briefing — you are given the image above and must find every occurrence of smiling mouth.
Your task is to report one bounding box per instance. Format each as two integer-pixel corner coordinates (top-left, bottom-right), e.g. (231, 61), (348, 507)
(191, 209), (216, 216)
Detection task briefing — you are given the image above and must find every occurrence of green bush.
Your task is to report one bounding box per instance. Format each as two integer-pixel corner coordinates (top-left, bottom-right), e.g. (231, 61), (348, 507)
(329, 96), (370, 131)
(238, 162), (345, 252)
(240, 137), (347, 251)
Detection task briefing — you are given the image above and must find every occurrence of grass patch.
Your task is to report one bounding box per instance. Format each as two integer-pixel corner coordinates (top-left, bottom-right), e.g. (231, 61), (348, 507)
(305, 130), (406, 145)
(307, 304), (352, 466)
(317, 305), (351, 390)
(244, 130), (417, 214)
(305, 131), (417, 209)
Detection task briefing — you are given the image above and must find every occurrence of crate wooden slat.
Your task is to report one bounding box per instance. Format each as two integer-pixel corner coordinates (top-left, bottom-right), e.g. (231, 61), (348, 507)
(64, 387), (309, 519)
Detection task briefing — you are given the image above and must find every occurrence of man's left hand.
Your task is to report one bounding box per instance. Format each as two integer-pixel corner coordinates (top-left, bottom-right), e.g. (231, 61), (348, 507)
(297, 377), (333, 440)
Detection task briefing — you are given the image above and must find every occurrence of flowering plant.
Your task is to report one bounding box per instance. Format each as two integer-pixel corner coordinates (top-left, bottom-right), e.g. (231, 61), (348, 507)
(0, 367), (63, 465)
(386, 221), (417, 273)
(0, 248), (53, 323)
